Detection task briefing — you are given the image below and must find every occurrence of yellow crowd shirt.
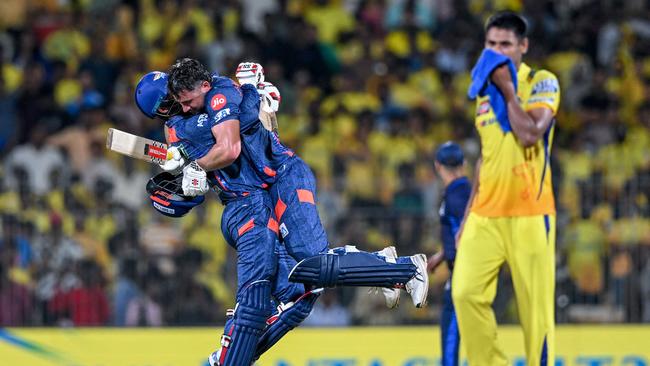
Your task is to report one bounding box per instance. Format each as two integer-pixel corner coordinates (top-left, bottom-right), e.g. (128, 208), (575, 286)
(471, 62), (560, 217)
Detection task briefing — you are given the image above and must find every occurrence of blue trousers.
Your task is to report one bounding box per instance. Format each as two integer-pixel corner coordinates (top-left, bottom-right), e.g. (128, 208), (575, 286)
(441, 279), (460, 366)
(217, 192), (305, 365)
(269, 157), (329, 261)
(220, 192), (303, 304)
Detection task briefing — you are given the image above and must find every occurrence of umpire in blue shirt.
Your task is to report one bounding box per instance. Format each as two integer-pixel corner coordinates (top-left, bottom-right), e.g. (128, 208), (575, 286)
(428, 141), (472, 366)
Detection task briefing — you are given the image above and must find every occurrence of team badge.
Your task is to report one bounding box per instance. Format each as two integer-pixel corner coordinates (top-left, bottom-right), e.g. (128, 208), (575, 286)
(210, 94), (227, 110)
(477, 101), (490, 116)
(197, 113), (208, 127)
(531, 78), (559, 95)
(279, 223), (289, 239)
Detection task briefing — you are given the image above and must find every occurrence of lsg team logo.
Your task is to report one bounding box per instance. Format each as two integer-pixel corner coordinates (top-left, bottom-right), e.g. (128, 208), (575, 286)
(197, 113), (208, 127)
(211, 94), (227, 110)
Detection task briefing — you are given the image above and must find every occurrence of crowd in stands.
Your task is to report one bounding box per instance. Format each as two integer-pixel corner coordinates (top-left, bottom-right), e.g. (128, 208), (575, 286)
(1, 0), (649, 326)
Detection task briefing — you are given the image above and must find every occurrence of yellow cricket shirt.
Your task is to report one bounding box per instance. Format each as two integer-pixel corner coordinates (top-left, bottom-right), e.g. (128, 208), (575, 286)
(471, 62), (561, 217)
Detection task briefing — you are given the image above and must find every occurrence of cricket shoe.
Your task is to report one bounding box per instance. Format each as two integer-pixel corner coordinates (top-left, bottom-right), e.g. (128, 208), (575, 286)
(370, 246), (401, 308)
(208, 330), (232, 366)
(208, 310), (234, 366)
(208, 350), (221, 366)
(406, 254), (429, 308)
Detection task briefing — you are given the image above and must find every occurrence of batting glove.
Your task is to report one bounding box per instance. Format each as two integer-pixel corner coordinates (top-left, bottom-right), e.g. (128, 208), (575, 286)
(182, 161), (209, 196)
(159, 145), (186, 173)
(258, 81), (281, 113)
(236, 62), (265, 86)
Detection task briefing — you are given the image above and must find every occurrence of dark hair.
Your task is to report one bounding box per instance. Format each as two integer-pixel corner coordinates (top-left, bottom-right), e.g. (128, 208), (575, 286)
(167, 58), (212, 98)
(485, 11), (528, 39)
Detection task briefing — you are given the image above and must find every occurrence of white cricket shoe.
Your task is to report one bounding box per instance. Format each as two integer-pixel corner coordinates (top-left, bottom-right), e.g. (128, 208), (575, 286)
(406, 254), (429, 308)
(374, 246), (401, 308)
(208, 350), (221, 366)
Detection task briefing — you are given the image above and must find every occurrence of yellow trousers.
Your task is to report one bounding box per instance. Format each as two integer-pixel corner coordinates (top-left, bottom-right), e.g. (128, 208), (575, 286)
(452, 213), (555, 366)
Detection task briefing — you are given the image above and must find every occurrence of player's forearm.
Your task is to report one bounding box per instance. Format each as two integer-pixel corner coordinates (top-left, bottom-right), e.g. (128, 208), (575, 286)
(495, 74), (546, 147)
(427, 250), (445, 273)
(197, 142), (241, 171)
(505, 100), (545, 147)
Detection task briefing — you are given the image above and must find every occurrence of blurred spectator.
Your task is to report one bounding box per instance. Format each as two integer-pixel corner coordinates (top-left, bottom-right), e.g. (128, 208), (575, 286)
(387, 0), (435, 29)
(81, 139), (120, 192)
(80, 37), (119, 105)
(303, 290), (351, 327)
(181, 202), (233, 306)
(42, 9), (90, 69)
(641, 259), (650, 322)
(113, 257), (141, 326)
(0, 237), (33, 326)
(165, 248), (219, 325)
(49, 259), (109, 326)
(241, 0), (279, 35)
(15, 62), (60, 145)
(125, 264), (163, 327)
(0, 66), (18, 153)
(1, 215), (33, 270)
(111, 157), (150, 210)
(32, 214), (84, 324)
(305, 0), (355, 44)
(4, 124), (66, 196)
(350, 286), (404, 326)
(139, 214), (183, 257)
(70, 211), (112, 274)
(48, 106), (111, 174)
(562, 210), (608, 303)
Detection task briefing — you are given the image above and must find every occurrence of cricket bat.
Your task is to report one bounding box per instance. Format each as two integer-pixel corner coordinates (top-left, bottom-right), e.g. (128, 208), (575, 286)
(106, 128), (170, 164)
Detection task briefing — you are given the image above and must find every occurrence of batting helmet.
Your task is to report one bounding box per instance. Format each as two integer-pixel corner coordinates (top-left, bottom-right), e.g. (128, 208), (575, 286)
(146, 171), (204, 217)
(135, 71), (181, 119)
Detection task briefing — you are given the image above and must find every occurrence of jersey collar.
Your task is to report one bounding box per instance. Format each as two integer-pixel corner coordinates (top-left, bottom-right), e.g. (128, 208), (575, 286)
(517, 62), (531, 82)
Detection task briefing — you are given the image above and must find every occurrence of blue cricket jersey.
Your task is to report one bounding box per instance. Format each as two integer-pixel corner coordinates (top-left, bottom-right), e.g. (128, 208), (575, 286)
(205, 76), (295, 186)
(439, 176), (471, 270)
(164, 79), (269, 204)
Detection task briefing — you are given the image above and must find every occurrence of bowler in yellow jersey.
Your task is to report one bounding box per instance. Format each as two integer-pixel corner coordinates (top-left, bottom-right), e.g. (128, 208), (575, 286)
(452, 12), (560, 366)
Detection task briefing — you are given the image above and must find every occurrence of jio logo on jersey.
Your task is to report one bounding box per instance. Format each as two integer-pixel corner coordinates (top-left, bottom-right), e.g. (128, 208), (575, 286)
(210, 94), (227, 110)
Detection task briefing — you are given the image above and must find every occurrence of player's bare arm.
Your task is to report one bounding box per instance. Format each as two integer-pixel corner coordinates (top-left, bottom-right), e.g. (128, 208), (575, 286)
(196, 119), (241, 171)
(427, 250), (445, 273)
(491, 62), (554, 148)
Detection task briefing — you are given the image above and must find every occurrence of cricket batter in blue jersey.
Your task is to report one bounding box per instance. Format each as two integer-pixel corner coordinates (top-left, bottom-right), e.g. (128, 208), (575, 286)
(427, 142), (471, 366)
(135, 71), (320, 366)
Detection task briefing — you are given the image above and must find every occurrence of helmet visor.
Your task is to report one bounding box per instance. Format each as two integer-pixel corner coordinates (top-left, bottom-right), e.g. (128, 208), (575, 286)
(155, 95), (182, 119)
